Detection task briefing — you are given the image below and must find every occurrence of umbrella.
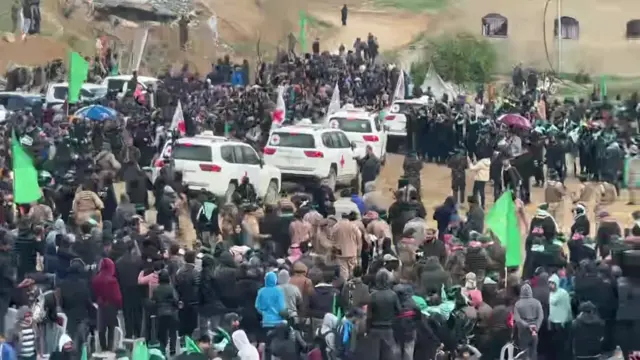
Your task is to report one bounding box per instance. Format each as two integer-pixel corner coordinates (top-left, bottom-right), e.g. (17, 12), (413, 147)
(74, 105), (118, 121)
(498, 113), (531, 129)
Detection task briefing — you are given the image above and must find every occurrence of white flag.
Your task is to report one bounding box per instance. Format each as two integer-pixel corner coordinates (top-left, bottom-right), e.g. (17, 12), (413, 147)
(208, 16), (219, 43)
(270, 86), (286, 132)
(323, 83), (341, 126)
(393, 70), (405, 101)
(130, 28), (149, 73)
(170, 100), (186, 135)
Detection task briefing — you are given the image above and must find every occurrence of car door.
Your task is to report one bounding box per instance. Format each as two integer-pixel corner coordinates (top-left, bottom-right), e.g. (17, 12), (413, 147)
(321, 132), (339, 178)
(330, 131), (356, 182)
(239, 145), (265, 195)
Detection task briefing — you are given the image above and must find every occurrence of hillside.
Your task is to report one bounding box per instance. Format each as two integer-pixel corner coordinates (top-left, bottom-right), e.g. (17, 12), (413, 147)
(0, 0), (428, 75)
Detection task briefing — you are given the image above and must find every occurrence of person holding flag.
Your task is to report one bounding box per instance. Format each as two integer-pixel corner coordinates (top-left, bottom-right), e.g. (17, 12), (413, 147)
(11, 129), (41, 216)
(270, 86), (286, 133)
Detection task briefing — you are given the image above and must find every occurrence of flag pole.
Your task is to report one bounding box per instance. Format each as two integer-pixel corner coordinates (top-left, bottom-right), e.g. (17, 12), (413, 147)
(504, 265), (508, 287)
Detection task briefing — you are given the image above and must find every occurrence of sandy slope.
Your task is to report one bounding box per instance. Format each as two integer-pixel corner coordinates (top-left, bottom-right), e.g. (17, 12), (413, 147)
(308, 7), (428, 52)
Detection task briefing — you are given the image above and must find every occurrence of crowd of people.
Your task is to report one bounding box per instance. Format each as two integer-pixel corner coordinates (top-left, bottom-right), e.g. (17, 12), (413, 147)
(0, 33), (640, 360)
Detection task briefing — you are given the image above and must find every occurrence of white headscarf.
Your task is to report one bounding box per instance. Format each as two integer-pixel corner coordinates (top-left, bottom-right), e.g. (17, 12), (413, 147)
(232, 330), (259, 360)
(58, 334), (73, 351)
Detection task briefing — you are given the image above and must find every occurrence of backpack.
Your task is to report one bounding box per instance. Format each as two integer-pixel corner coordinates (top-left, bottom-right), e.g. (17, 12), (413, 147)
(315, 325), (342, 360)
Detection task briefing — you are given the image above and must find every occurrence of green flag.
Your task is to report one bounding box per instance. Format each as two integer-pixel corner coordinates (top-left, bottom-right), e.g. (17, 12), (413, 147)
(68, 51), (89, 104)
(184, 336), (202, 354)
(298, 11), (307, 52)
(600, 75), (607, 100)
(11, 130), (41, 204)
(132, 339), (149, 360)
(332, 293), (342, 319)
(485, 190), (521, 267)
(111, 62), (120, 76)
(80, 344), (88, 360)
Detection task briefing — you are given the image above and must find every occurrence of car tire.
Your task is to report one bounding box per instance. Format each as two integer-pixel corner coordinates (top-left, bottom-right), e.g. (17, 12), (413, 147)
(325, 167), (337, 192)
(225, 182), (237, 204)
(265, 180), (279, 204)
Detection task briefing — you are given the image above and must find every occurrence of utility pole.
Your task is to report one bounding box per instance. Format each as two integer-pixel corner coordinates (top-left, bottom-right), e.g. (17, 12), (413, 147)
(557, 0), (562, 73)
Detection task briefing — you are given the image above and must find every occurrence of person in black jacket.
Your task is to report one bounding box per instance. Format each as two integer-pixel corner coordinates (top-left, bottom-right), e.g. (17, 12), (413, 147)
(420, 229), (447, 266)
(572, 301), (604, 359)
(0, 229), (15, 336)
(175, 251), (200, 341)
(199, 256), (225, 336)
(357, 146), (381, 195)
(235, 264), (262, 342)
(490, 151), (506, 201)
(366, 269), (401, 360)
(570, 203), (590, 237)
(153, 269), (178, 355)
(115, 240), (143, 338)
(214, 251), (239, 310)
(14, 218), (44, 281)
(417, 256), (451, 296)
(57, 259), (93, 347)
(392, 284), (419, 360)
(501, 158), (522, 193)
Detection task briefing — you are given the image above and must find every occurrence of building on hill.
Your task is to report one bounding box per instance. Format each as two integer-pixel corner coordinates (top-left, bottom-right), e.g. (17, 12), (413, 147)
(439, 0), (640, 75)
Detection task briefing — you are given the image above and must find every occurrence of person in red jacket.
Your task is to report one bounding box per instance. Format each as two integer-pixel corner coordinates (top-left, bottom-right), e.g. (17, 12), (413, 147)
(92, 258), (122, 352)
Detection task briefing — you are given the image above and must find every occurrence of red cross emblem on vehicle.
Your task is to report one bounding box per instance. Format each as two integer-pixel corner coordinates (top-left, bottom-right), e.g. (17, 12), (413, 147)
(340, 155), (345, 168)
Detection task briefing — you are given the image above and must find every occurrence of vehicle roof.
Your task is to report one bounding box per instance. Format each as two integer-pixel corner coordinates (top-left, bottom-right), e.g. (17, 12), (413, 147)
(174, 132), (230, 147)
(392, 98), (429, 104)
(104, 75), (159, 82)
(49, 82), (106, 89)
(274, 123), (344, 134)
(329, 109), (375, 120)
(0, 92), (42, 97)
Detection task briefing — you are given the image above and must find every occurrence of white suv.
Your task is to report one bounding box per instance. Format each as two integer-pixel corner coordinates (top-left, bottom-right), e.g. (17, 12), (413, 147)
(263, 124), (359, 190)
(163, 133), (282, 203)
(328, 107), (387, 164)
(383, 97), (430, 152)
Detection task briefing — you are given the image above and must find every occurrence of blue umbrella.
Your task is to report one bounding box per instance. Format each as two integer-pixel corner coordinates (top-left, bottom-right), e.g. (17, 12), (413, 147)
(74, 105), (118, 121)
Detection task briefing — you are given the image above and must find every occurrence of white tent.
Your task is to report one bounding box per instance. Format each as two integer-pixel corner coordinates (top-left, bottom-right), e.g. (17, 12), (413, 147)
(420, 64), (458, 100)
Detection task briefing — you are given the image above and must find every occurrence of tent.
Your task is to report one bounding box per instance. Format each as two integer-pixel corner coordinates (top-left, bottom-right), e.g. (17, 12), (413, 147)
(420, 64), (458, 100)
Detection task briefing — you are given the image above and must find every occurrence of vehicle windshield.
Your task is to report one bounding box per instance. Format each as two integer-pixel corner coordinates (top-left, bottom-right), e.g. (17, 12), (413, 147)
(172, 144), (212, 162)
(52, 87), (98, 100)
(390, 102), (425, 113)
(5, 96), (42, 111)
(329, 117), (372, 133)
(106, 79), (126, 92)
(270, 133), (315, 148)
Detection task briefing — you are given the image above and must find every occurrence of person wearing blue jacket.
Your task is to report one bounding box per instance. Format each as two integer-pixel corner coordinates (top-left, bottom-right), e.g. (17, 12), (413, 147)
(231, 68), (244, 87)
(255, 272), (286, 329)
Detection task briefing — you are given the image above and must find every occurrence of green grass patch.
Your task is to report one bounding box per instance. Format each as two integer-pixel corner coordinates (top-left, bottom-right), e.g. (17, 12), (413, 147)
(373, 0), (447, 12)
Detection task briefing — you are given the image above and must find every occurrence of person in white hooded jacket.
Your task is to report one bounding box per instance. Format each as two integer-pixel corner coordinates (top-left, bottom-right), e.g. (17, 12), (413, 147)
(468, 156), (491, 209)
(232, 330), (259, 360)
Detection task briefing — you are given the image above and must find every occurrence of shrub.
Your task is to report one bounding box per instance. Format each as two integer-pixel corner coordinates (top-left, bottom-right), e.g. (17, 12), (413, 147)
(409, 60), (429, 87)
(424, 32), (497, 85)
